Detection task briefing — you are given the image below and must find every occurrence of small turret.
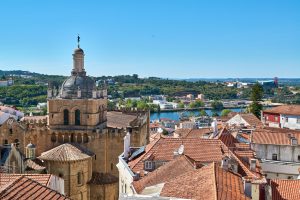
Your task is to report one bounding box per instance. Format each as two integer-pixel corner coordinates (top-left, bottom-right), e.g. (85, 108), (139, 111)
(26, 142), (36, 159)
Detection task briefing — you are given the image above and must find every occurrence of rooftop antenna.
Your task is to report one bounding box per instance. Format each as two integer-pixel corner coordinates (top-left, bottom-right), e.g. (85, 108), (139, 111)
(77, 34), (80, 48)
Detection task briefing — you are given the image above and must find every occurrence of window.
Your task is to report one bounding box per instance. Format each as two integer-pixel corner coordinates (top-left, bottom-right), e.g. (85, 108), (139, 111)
(298, 155), (300, 161)
(272, 154), (278, 161)
(285, 117), (289, 123)
(63, 109), (69, 125)
(75, 109), (80, 125)
(145, 161), (153, 170)
(9, 128), (13, 135)
(111, 163), (114, 171)
(297, 118), (300, 124)
(77, 172), (82, 185)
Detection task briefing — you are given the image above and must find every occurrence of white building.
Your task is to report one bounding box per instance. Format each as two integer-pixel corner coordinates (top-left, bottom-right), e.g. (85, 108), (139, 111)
(262, 105), (300, 130)
(251, 127), (300, 179)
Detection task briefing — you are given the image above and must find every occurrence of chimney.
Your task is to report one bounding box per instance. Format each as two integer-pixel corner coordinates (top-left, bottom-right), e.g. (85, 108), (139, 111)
(123, 132), (131, 159)
(291, 137), (298, 146)
(221, 156), (229, 170)
(250, 158), (256, 171)
(211, 118), (218, 137)
(92, 90), (97, 98)
(47, 88), (52, 98)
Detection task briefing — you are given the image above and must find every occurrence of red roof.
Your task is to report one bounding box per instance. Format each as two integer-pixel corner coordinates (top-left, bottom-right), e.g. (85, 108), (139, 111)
(252, 127), (300, 145)
(133, 155), (196, 193)
(264, 105), (300, 116)
(0, 175), (69, 200)
(271, 179), (300, 200)
(160, 163), (250, 200)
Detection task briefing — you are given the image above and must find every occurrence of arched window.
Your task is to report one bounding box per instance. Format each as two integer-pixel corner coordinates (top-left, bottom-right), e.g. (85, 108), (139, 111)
(51, 133), (57, 142)
(77, 172), (82, 185)
(75, 109), (80, 125)
(63, 109), (69, 125)
(83, 133), (89, 143)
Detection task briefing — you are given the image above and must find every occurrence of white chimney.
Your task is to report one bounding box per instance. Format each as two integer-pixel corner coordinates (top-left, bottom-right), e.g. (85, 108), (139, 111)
(92, 90), (97, 98)
(250, 159), (256, 171)
(211, 118), (218, 137)
(47, 89), (52, 98)
(221, 156), (229, 170)
(123, 132), (131, 159)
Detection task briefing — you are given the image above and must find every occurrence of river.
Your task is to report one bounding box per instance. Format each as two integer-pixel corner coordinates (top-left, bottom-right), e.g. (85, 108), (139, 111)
(150, 108), (244, 121)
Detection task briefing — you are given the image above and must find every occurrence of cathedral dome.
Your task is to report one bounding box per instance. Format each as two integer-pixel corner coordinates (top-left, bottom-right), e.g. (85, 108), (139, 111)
(60, 75), (95, 99)
(74, 48), (84, 54)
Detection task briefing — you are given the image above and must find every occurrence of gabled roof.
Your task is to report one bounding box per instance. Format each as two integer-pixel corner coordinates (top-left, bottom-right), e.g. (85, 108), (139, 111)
(38, 143), (94, 162)
(252, 127), (300, 145)
(128, 136), (262, 180)
(128, 137), (228, 173)
(133, 155), (196, 193)
(264, 105), (300, 116)
(227, 113), (262, 127)
(160, 163), (250, 200)
(0, 174), (52, 187)
(0, 175), (69, 200)
(271, 179), (300, 200)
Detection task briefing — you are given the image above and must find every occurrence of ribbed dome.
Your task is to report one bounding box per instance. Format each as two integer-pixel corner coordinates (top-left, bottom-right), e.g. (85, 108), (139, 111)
(74, 48), (84, 54)
(60, 75), (95, 99)
(27, 143), (36, 148)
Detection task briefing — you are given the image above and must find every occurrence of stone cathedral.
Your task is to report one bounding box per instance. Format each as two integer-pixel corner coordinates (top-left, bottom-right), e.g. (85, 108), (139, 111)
(0, 42), (149, 200)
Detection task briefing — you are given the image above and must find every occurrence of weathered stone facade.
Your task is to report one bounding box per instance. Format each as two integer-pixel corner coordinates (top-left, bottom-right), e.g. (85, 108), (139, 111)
(0, 45), (149, 200)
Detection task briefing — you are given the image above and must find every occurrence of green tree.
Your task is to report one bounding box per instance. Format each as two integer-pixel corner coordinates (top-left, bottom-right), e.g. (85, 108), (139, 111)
(177, 102), (185, 108)
(211, 101), (223, 110)
(221, 109), (232, 117)
(189, 100), (204, 108)
(249, 83), (263, 118)
(199, 110), (208, 116)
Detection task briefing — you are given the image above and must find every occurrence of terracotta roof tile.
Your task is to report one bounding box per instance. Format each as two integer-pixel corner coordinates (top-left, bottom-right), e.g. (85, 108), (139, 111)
(128, 138), (228, 173)
(252, 127), (300, 145)
(0, 175), (69, 200)
(133, 155), (196, 193)
(0, 174), (52, 187)
(271, 179), (300, 200)
(264, 105), (300, 116)
(38, 143), (94, 162)
(107, 111), (138, 128)
(160, 163), (250, 200)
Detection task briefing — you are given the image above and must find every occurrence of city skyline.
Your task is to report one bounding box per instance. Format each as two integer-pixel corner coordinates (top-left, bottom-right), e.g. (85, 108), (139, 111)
(0, 0), (300, 78)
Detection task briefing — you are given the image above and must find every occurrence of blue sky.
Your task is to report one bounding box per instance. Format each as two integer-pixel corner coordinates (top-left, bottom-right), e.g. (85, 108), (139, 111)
(0, 0), (299, 78)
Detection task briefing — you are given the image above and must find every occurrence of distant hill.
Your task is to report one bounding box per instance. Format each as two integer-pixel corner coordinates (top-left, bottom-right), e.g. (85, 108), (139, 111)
(0, 70), (42, 77)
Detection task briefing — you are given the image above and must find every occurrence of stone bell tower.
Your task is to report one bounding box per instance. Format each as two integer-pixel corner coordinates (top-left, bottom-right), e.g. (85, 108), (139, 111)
(47, 37), (107, 132)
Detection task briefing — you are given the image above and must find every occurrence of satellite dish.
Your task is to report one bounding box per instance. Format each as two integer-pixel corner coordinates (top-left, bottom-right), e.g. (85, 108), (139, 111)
(178, 144), (184, 155)
(158, 128), (163, 134)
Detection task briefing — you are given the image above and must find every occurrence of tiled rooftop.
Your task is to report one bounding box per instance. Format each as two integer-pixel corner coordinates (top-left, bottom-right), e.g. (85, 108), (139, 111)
(252, 127), (300, 145)
(0, 174), (52, 188)
(271, 179), (300, 200)
(128, 137), (261, 179)
(133, 155), (196, 193)
(38, 143), (94, 162)
(128, 137), (228, 173)
(107, 111), (138, 128)
(0, 175), (69, 200)
(160, 163), (250, 200)
(264, 105), (300, 116)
